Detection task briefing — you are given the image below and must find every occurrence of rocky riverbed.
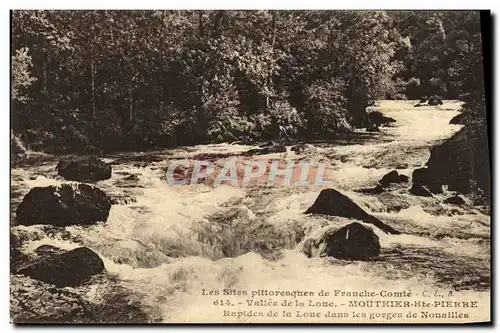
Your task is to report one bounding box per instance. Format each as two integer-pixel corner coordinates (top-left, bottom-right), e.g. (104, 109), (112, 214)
(10, 100), (490, 323)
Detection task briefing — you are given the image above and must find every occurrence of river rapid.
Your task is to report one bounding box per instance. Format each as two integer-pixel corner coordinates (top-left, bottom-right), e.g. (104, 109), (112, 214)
(10, 100), (490, 323)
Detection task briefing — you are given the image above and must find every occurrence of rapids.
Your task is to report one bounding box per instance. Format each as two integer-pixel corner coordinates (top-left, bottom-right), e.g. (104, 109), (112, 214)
(10, 100), (490, 323)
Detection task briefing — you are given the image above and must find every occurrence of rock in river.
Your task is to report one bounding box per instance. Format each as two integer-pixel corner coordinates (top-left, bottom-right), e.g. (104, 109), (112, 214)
(409, 183), (432, 197)
(449, 112), (467, 125)
(427, 95), (444, 106)
(411, 167), (443, 194)
(16, 183), (112, 227)
(444, 195), (466, 206)
(410, 126), (490, 199)
(367, 111), (396, 126)
(305, 188), (400, 235)
(16, 247), (105, 288)
(304, 222), (380, 261)
(379, 170), (409, 186)
(427, 128), (489, 196)
(57, 157), (112, 182)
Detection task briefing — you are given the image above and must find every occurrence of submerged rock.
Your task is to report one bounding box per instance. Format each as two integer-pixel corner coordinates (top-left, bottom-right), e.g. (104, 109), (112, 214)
(16, 183), (112, 227)
(16, 247), (105, 287)
(57, 157), (112, 182)
(304, 223), (380, 261)
(444, 195), (466, 206)
(379, 170), (409, 186)
(305, 188), (400, 234)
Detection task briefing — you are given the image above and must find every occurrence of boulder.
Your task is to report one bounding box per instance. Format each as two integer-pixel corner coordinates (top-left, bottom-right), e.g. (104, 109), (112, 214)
(367, 111), (396, 126)
(323, 223), (380, 260)
(411, 167), (443, 194)
(379, 170), (409, 186)
(16, 183), (112, 227)
(16, 247), (105, 287)
(398, 174), (410, 183)
(409, 183), (432, 197)
(305, 188), (400, 235)
(426, 127), (490, 197)
(449, 112), (467, 125)
(56, 157), (112, 182)
(412, 167), (427, 184)
(366, 124), (380, 132)
(380, 171), (399, 185)
(428, 95), (444, 106)
(444, 195), (466, 206)
(303, 223), (380, 261)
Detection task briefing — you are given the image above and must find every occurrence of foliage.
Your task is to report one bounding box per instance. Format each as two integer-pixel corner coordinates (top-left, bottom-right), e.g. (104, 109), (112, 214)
(11, 10), (486, 153)
(12, 47), (36, 102)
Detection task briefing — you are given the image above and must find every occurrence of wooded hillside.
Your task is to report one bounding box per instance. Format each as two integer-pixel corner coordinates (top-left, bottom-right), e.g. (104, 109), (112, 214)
(11, 10), (487, 153)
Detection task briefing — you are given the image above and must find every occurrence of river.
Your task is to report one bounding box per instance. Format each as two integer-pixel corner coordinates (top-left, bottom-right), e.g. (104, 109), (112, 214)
(10, 100), (490, 323)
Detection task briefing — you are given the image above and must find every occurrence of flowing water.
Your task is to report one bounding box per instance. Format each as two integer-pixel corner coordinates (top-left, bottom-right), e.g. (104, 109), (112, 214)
(11, 100), (491, 323)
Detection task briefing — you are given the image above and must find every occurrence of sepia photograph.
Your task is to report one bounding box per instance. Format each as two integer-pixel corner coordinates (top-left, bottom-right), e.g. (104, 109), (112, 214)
(9, 9), (491, 324)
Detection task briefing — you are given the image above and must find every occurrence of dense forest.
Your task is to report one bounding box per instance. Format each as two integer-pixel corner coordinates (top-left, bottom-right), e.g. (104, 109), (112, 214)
(11, 10), (487, 153)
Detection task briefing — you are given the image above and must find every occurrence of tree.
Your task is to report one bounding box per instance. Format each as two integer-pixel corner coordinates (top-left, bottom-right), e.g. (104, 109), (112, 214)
(12, 47), (36, 102)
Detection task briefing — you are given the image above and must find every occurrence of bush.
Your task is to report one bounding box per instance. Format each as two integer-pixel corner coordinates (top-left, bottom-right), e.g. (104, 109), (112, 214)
(301, 81), (351, 137)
